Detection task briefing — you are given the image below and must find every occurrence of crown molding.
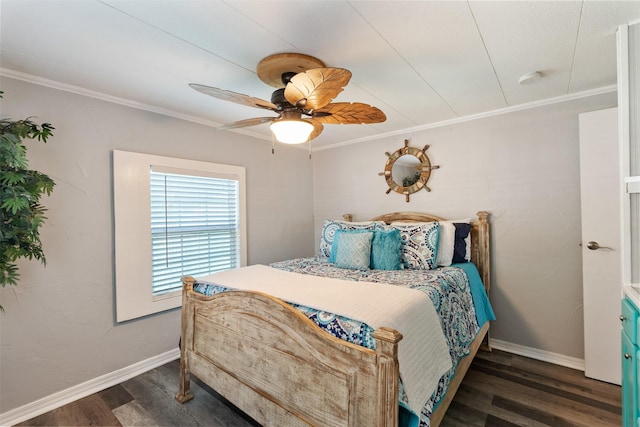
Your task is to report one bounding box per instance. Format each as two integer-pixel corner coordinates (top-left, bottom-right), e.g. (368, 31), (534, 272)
(0, 68), (271, 142)
(314, 84), (617, 151)
(1, 68), (616, 152)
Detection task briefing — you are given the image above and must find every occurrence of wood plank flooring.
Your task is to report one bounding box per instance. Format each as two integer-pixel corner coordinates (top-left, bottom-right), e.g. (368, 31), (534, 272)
(16, 349), (621, 427)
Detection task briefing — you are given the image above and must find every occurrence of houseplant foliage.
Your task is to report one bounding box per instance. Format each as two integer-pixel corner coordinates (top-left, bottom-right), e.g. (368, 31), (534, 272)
(0, 91), (55, 309)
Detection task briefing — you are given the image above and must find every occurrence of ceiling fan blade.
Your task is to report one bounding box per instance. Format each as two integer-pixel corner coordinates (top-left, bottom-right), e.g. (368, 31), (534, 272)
(306, 119), (324, 141)
(189, 83), (277, 111)
(284, 68), (352, 110)
(313, 102), (386, 125)
(218, 116), (276, 130)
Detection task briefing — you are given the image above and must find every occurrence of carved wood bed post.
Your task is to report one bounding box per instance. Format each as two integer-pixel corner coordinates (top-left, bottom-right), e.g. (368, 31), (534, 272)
(176, 275), (196, 404)
(373, 327), (403, 427)
(473, 211), (492, 351)
(474, 211), (490, 294)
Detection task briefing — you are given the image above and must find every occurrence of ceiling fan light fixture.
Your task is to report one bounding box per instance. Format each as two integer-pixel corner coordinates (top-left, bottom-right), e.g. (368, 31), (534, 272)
(270, 118), (314, 144)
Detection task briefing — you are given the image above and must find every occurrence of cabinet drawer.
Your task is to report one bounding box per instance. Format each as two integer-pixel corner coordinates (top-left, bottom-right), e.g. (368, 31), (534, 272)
(622, 298), (639, 344)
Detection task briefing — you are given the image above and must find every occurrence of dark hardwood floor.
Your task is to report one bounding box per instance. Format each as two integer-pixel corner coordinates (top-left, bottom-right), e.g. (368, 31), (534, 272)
(16, 349), (621, 427)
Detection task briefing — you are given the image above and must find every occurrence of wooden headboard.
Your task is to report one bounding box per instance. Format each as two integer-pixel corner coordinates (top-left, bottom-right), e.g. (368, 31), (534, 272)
(342, 211), (491, 295)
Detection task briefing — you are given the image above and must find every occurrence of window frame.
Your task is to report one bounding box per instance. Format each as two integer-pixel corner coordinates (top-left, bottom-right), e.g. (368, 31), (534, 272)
(113, 150), (247, 322)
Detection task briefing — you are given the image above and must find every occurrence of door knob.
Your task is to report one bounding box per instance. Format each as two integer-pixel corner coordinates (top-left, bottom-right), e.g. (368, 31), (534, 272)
(586, 241), (612, 250)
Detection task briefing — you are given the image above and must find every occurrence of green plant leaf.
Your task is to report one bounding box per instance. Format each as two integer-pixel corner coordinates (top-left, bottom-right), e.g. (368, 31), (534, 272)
(0, 262), (19, 287)
(0, 170), (26, 186)
(0, 91), (55, 309)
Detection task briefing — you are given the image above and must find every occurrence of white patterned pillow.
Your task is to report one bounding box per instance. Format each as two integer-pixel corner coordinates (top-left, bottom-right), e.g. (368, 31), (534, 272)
(386, 221), (440, 270)
(319, 220), (381, 259)
(333, 231), (373, 270)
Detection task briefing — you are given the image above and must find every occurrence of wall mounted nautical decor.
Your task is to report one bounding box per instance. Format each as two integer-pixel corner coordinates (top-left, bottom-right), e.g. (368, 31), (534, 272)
(380, 139), (439, 202)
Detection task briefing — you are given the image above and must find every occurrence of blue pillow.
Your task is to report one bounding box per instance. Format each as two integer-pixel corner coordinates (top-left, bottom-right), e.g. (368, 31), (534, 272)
(371, 229), (403, 270)
(329, 229), (369, 263)
(319, 220), (380, 259)
(332, 230), (373, 270)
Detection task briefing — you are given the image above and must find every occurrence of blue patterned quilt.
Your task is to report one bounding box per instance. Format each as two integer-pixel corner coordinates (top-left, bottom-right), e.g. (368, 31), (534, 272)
(193, 257), (494, 427)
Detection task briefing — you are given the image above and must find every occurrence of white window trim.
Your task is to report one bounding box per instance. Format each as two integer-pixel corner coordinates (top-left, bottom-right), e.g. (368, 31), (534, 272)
(113, 150), (247, 322)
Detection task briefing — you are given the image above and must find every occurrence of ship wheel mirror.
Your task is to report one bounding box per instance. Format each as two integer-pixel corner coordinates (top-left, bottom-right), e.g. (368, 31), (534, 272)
(379, 139), (439, 202)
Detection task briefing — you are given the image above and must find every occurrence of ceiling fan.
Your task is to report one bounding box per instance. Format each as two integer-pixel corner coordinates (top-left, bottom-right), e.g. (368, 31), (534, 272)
(189, 53), (386, 144)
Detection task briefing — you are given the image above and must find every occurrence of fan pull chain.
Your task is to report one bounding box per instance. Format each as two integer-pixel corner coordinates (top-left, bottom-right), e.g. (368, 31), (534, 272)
(308, 139), (311, 159)
(271, 134), (275, 155)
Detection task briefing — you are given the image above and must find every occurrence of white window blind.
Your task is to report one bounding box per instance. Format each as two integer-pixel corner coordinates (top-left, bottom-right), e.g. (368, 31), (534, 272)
(150, 170), (240, 297)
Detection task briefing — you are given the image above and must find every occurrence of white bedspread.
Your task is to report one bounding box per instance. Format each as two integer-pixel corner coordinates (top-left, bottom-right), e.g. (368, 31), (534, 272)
(198, 264), (452, 416)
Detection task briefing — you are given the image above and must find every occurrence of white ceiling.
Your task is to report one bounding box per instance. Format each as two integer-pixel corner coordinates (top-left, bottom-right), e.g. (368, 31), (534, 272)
(2, 1), (640, 149)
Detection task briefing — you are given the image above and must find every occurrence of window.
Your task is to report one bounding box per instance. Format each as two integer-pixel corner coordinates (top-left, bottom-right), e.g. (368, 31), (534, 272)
(150, 168), (240, 297)
(113, 151), (246, 322)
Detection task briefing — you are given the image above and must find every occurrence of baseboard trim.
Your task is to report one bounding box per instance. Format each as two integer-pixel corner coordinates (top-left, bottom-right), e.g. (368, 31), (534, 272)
(0, 348), (180, 426)
(490, 338), (585, 371)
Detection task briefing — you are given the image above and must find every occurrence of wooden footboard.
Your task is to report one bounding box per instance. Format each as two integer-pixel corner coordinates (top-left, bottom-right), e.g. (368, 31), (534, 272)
(176, 281), (403, 426)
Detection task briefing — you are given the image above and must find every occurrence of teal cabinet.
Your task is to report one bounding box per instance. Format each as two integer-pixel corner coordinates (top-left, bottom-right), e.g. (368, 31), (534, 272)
(622, 297), (640, 427)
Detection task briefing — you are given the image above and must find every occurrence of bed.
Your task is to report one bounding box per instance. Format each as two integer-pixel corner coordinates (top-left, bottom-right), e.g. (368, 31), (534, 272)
(176, 211), (493, 427)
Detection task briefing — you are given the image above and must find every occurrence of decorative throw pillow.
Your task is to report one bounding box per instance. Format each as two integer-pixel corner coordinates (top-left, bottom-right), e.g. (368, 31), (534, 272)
(319, 220), (380, 259)
(387, 221), (440, 270)
(436, 221), (456, 267)
(329, 229), (370, 263)
(452, 222), (472, 263)
(370, 228), (403, 270)
(437, 219), (472, 266)
(463, 223), (472, 261)
(333, 230), (374, 270)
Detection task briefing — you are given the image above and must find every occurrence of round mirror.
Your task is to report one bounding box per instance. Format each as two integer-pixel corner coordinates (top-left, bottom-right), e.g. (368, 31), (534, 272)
(392, 154), (422, 187)
(380, 140), (439, 202)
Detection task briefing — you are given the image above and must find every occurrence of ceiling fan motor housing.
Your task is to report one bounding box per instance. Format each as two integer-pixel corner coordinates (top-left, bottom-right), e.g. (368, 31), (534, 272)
(270, 88), (289, 108)
(280, 72), (296, 85)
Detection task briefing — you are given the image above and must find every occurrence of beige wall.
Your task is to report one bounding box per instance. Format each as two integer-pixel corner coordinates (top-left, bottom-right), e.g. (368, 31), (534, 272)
(311, 91), (617, 360)
(0, 77), (315, 413)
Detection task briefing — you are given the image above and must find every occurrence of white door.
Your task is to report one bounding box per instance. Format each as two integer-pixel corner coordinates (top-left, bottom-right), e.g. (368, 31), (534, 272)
(579, 107), (621, 385)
